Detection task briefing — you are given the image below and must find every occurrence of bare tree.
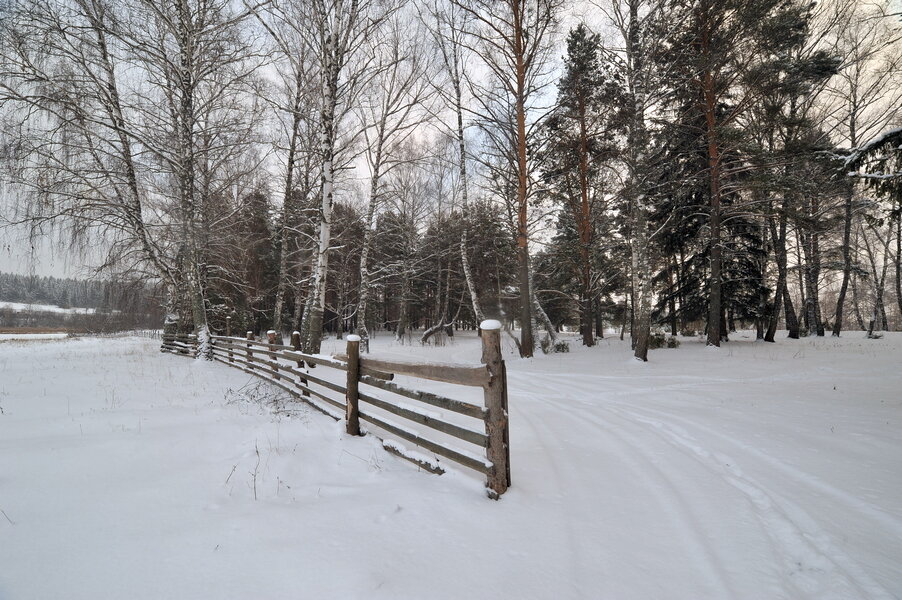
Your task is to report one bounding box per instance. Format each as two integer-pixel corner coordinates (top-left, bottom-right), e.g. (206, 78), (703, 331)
(293, 0), (398, 354)
(825, 1), (902, 336)
(355, 14), (437, 351)
(0, 0), (264, 358)
(251, 1), (321, 340)
(453, 0), (561, 358)
(422, 0), (488, 326)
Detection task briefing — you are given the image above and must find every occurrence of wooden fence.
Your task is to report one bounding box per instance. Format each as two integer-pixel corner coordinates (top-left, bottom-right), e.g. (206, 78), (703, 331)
(160, 321), (511, 498)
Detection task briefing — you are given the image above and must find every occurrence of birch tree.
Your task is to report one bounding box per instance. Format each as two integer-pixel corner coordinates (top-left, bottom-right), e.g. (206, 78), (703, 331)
(294, 0), (398, 354)
(598, 0), (668, 360)
(252, 1), (321, 340)
(0, 0), (263, 358)
(423, 0), (488, 325)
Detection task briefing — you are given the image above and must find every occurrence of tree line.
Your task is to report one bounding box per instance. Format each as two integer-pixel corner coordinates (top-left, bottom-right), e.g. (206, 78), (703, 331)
(1, 0), (900, 360)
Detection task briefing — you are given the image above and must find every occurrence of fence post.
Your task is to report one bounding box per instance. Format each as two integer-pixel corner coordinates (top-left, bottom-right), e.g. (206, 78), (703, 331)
(480, 319), (510, 498)
(291, 331), (310, 397)
(345, 334), (361, 436)
(267, 330), (280, 380)
(246, 331), (254, 370)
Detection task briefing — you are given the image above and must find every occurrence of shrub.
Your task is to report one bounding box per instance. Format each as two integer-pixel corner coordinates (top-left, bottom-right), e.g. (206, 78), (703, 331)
(540, 336), (570, 353)
(648, 331), (666, 349)
(648, 331), (680, 349)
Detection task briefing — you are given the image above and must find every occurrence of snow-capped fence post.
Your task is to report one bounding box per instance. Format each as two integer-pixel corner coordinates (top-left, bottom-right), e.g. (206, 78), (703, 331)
(345, 335), (362, 436)
(246, 331), (254, 370)
(481, 320), (510, 498)
(267, 330), (280, 381)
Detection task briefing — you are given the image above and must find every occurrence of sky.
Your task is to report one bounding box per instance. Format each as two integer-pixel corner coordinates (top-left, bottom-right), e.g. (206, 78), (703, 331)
(0, 216), (102, 278)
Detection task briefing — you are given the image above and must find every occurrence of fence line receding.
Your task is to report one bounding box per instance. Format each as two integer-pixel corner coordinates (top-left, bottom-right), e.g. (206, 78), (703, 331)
(161, 320), (510, 498)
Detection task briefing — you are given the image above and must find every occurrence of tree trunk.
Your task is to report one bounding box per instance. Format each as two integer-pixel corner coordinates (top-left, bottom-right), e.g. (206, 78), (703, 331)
(896, 203), (901, 328)
(355, 126), (385, 352)
(304, 44), (339, 354)
(272, 69), (306, 342)
(626, 0), (650, 360)
(784, 286), (800, 339)
(667, 263), (678, 337)
(513, 5), (534, 358)
(175, 0), (210, 359)
(851, 268), (866, 330)
(450, 37), (486, 326)
(832, 187), (855, 336)
(703, 58), (723, 347)
(631, 196), (651, 360)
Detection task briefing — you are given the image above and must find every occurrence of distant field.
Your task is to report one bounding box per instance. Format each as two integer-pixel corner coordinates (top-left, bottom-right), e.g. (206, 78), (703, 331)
(0, 332), (69, 340)
(0, 301), (98, 314)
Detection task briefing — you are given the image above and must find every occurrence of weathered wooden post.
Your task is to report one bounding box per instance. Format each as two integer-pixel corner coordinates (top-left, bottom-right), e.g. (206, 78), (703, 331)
(290, 331), (310, 397)
(345, 334), (361, 436)
(480, 319), (510, 498)
(225, 317), (233, 362)
(267, 330), (280, 380)
(246, 331), (254, 370)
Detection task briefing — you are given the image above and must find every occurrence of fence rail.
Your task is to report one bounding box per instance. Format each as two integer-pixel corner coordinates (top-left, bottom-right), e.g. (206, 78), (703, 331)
(160, 322), (511, 498)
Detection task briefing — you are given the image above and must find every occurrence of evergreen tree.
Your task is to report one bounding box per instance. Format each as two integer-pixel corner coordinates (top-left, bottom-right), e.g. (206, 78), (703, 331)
(542, 24), (624, 346)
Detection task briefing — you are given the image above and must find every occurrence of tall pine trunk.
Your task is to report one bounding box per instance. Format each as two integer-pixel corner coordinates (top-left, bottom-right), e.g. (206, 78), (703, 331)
(510, 0), (534, 357)
(832, 187), (855, 336)
(626, 1), (650, 360)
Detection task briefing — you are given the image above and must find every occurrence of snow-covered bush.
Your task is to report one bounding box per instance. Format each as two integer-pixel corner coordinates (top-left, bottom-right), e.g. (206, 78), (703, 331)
(649, 331), (680, 349)
(540, 336), (570, 353)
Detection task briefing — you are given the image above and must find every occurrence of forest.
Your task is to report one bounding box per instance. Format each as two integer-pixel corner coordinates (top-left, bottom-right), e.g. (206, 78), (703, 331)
(1, 0), (900, 361)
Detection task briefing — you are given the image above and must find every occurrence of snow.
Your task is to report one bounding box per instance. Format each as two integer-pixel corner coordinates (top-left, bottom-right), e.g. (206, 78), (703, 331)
(1, 332), (900, 599)
(0, 332), (69, 341)
(480, 319), (502, 330)
(0, 301), (98, 314)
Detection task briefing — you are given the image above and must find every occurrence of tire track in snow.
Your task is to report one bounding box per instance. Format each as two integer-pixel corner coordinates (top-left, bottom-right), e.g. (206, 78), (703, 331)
(598, 402), (897, 600)
(609, 398), (902, 543)
(513, 401), (601, 596)
(511, 379), (737, 598)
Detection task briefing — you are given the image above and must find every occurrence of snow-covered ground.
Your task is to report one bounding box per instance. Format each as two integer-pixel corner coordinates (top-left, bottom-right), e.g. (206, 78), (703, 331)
(1, 332), (900, 599)
(0, 332), (69, 341)
(0, 301), (98, 314)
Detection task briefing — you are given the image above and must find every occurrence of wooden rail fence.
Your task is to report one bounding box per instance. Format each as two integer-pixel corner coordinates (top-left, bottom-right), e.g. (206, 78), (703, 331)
(160, 320), (511, 498)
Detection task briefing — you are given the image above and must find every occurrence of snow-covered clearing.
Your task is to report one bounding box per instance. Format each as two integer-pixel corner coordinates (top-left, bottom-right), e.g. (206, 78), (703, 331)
(0, 301), (98, 315)
(0, 333), (69, 341)
(1, 332), (900, 599)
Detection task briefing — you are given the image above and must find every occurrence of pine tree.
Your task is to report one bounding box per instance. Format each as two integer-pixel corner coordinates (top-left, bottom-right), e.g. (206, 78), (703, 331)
(542, 24), (624, 346)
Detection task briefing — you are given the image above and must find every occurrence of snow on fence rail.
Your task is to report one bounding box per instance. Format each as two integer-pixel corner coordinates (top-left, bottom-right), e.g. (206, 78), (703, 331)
(160, 321), (511, 498)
